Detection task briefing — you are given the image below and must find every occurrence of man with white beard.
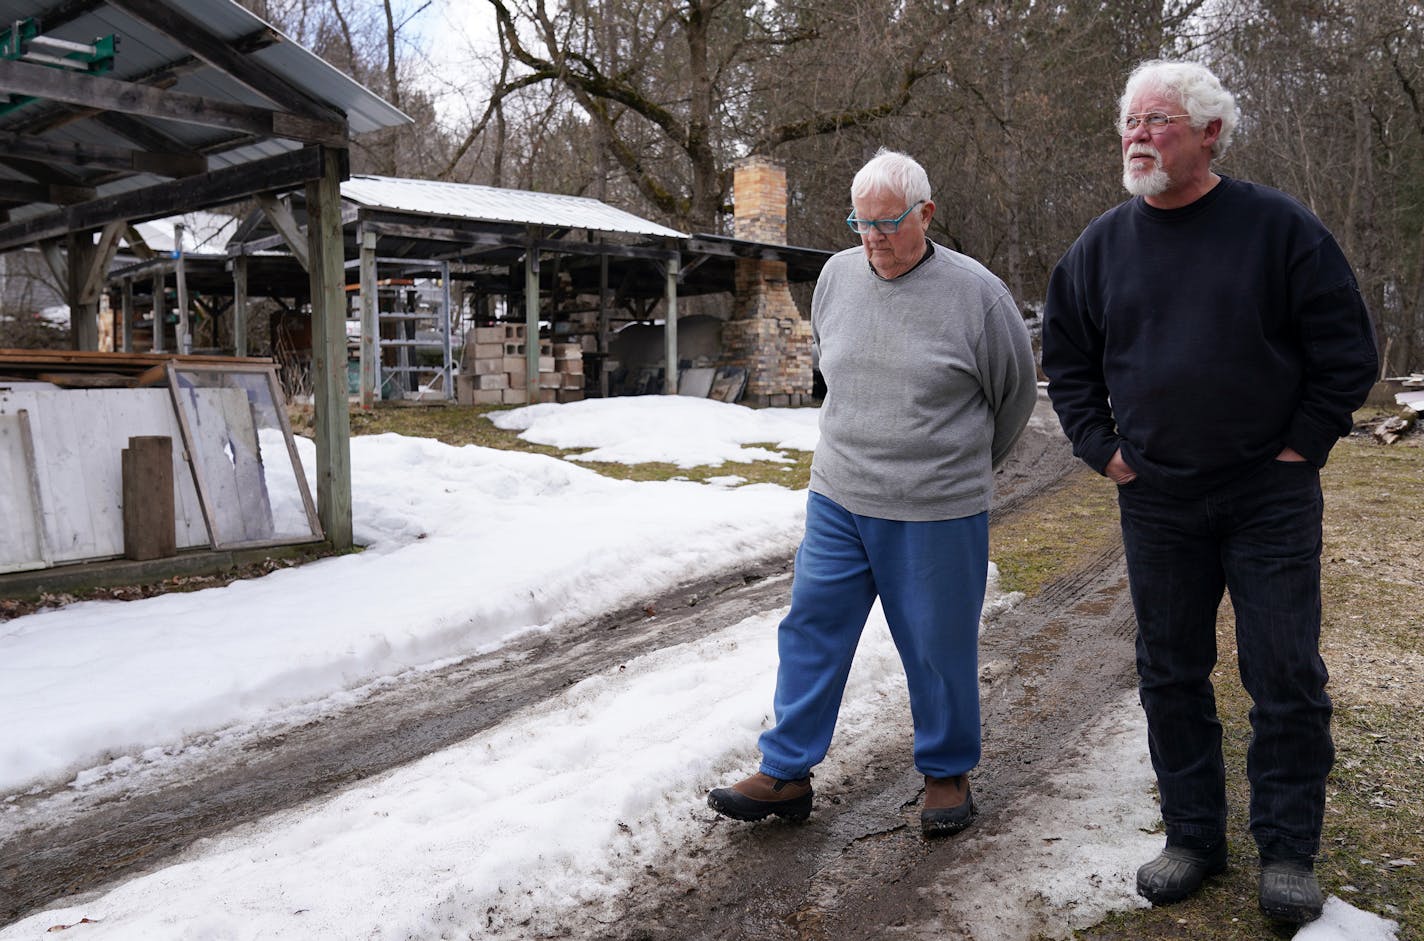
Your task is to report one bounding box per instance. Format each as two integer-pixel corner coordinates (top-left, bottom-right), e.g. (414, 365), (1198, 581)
(1041, 60), (1377, 925)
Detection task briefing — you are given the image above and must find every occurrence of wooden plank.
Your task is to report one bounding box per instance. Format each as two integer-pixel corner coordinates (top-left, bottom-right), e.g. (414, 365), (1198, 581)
(0, 389), (212, 567)
(0, 411), (47, 574)
(0, 349), (275, 372)
(255, 194), (310, 271)
(0, 179), (95, 204)
(121, 435), (177, 561)
(0, 59), (346, 147)
(134, 364), (168, 387)
(0, 146), (329, 252)
(82, 220), (127, 305)
(29, 389), (100, 560)
(34, 372), (135, 388)
(0, 131), (206, 178)
(78, 390), (124, 556)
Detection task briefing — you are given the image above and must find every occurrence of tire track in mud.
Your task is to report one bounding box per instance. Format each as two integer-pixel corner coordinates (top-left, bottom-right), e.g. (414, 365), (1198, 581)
(1, 397), (1095, 932)
(0, 561), (797, 925)
(601, 511), (1139, 940)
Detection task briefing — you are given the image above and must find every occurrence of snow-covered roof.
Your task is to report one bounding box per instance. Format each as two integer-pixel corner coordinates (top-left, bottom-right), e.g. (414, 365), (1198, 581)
(130, 211), (242, 257)
(341, 175), (689, 240)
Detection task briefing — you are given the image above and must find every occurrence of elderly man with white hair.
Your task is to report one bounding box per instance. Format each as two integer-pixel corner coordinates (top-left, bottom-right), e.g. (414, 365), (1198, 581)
(707, 149), (1036, 838)
(1042, 60), (1378, 924)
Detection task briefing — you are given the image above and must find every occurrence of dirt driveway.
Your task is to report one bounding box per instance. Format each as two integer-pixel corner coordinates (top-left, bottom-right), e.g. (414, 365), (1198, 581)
(2, 399), (1145, 938)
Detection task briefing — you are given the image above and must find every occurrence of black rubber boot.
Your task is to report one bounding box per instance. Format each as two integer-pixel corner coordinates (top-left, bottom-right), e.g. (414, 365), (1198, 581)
(1136, 842), (1228, 904)
(1259, 860), (1324, 924)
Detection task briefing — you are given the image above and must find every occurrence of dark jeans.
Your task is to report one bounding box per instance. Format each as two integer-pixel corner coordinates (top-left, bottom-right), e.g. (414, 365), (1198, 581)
(1117, 460), (1332, 863)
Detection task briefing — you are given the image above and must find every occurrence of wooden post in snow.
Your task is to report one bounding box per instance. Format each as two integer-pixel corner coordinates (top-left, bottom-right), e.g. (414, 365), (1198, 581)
(305, 146), (353, 550)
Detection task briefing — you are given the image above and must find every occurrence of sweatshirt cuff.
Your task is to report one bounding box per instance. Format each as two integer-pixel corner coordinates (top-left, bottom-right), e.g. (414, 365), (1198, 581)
(1080, 431), (1121, 476)
(1286, 413), (1338, 467)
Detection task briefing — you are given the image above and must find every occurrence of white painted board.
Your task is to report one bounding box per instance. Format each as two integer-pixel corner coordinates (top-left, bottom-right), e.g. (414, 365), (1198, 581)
(0, 388), (210, 566)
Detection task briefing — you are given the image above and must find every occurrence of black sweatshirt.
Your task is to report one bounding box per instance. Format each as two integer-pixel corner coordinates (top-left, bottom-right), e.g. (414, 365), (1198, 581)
(1042, 177), (1378, 498)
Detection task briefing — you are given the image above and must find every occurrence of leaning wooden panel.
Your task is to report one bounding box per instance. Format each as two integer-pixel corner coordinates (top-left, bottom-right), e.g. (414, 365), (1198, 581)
(165, 363), (323, 551)
(0, 411), (47, 573)
(0, 387), (211, 566)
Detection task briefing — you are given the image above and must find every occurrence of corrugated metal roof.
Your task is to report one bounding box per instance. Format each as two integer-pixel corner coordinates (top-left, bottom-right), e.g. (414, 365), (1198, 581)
(342, 175), (690, 239)
(0, 0), (410, 136)
(131, 209), (240, 255)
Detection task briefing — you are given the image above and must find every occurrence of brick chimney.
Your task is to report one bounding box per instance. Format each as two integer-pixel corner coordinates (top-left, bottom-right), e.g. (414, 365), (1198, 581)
(721, 156), (814, 406)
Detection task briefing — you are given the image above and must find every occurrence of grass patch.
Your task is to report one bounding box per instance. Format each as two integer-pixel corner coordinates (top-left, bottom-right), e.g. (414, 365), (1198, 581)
(330, 401), (815, 488)
(989, 469), (1122, 597)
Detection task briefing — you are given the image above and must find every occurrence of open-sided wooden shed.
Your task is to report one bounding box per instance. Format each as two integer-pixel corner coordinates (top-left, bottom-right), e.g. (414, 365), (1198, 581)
(224, 174), (834, 406)
(0, 0), (410, 552)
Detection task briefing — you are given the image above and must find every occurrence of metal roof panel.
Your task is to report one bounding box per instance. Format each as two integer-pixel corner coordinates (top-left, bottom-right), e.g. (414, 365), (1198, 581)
(0, 0), (410, 137)
(341, 175), (690, 239)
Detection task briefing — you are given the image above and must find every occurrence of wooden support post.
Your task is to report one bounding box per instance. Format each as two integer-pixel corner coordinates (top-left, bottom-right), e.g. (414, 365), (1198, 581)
(122, 435), (176, 561)
(174, 222), (191, 354)
(120, 277), (134, 353)
(305, 146), (353, 550)
(66, 228), (99, 350)
(151, 271), (165, 352)
(358, 228), (378, 409)
(599, 249), (609, 398)
(440, 260), (453, 400)
(232, 255), (249, 357)
(524, 231), (540, 399)
(663, 252), (679, 395)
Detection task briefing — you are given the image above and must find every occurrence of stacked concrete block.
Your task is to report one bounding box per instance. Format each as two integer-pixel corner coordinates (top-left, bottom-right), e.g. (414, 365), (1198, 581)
(458, 323), (586, 405)
(553, 342), (584, 402)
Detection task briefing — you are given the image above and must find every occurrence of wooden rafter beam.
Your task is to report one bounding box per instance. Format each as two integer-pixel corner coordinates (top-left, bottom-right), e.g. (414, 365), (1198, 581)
(0, 130), (207, 178)
(0, 145), (339, 252)
(254, 193), (310, 271)
(94, 111), (198, 156)
(106, 0), (345, 126)
(81, 219), (127, 303)
(0, 154), (89, 187)
(9, 30), (281, 139)
(0, 58), (347, 146)
(0, 179), (96, 204)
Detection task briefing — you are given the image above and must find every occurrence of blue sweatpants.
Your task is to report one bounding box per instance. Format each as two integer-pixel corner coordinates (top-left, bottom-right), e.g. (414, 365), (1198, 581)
(758, 491), (988, 781)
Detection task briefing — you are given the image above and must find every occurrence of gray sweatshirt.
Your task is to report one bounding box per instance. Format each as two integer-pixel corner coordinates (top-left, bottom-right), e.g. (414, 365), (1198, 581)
(809, 241), (1037, 522)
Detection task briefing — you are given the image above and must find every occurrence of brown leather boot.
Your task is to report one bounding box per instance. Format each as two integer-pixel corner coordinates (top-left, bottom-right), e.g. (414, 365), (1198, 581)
(707, 771), (813, 822)
(921, 773), (976, 837)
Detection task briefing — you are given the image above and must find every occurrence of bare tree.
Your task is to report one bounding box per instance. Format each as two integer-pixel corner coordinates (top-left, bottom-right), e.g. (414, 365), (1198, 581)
(1219, 0), (1424, 372)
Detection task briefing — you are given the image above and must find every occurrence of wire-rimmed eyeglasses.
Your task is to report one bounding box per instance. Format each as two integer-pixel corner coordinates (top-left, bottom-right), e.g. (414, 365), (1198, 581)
(846, 200), (925, 235)
(1120, 112), (1191, 136)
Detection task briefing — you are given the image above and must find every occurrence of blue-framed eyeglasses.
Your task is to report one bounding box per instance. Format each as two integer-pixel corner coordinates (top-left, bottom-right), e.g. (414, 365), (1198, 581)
(846, 200), (925, 235)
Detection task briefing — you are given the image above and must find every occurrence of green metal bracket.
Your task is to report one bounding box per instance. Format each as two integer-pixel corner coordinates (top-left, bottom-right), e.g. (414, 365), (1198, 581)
(1, 18), (119, 117)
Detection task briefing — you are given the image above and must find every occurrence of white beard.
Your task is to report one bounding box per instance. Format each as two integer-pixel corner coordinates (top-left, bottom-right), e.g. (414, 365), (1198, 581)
(1122, 147), (1169, 196)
